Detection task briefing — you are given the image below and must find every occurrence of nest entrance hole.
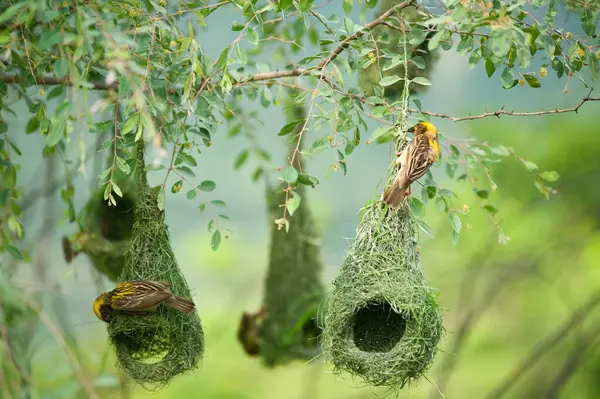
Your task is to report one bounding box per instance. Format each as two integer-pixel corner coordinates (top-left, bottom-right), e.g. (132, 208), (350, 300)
(352, 302), (407, 353)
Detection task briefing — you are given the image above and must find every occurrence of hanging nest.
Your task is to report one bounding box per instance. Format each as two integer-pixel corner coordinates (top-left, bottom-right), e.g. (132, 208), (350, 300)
(237, 89), (325, 366)
(258, 180), (325, 366)
(321, 131), (444, 389)
(61, 156), (136, 282)
(105, 143), (204, 388)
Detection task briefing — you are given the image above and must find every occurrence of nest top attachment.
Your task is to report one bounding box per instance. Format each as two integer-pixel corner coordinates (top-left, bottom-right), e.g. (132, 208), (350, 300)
(105, 143), (204, 389)
(322, 199), (444, 390)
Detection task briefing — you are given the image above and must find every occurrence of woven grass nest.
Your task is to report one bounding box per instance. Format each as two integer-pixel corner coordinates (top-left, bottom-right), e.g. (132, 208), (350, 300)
(321, 196), (444, 389)
(259, 181), (324, 367)
(105, 143), (204, 389)
(61, 172), (135, 282)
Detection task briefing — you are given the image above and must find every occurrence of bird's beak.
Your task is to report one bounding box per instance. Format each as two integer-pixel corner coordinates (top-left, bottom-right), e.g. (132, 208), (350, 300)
(407, 125), (416, 133)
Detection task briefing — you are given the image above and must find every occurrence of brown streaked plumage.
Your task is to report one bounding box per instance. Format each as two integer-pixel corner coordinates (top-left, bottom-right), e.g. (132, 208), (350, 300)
(383, 122), (440, 208)
(93, 280), (195, 322)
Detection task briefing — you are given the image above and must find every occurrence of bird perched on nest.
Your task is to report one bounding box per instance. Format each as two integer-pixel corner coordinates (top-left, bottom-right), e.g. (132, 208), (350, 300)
(93, 280), (196, 322)
(237, 306), (267, 357)
(383, 121), (440, 208)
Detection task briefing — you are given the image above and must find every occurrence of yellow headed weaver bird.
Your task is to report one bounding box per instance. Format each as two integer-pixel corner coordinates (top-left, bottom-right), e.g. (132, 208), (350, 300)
(93, 280), (196, 322)
(383, 121), (440, 208)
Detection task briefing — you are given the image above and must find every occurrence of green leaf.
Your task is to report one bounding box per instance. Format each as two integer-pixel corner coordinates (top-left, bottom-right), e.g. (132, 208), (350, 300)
(449, 212), (462, 233)
(157, 187), (165, 211)
(540, 170), (559, 182)
(26, 117), (39, 134)
(488, 144), (510, 156)
(409, 197), (426, 217)
(416, 219), (435, 239)
(38, 31), (62, 50)
(282, 166), (298, 184)
(452, 229), (460, 246)
(112, 183), (123, 197)
(215, 46), (230, 70)
(366, 126), (393, 144)
(287, 191), (302, 216)
(412, 77), (432, 86)
(3, 165), (16, 188)
(278, 119), (304, 136)
(177, 152), (198, 167)
(210, 199), (226, 207)
(171, 179), (183, 193)
(198, 180), (216, 192)
(476, 189), (489, 199)
(0, 3), (28, 24)
(485, 58), (496, 77)
(47, 118), (66, 147)
(379, 75), (402, 87)
(122, 114), (139, 135)
(500, 67), (517, 89)
(260, 87), (272, 107)
(116, 157), (130, 174)
(6, 245), (24, 260)
(411, 56), (426, 69)
(484, 205), (498, 215)
(523, 74), (541, 88)
(298, 174), (319, 186)
(187, 190), (197, 200)
(343, 0), (353, 14)
(522, 160), (538, 171)
(233, 149), (249, 170)
(247, 27), (259, 45)
(211, 230), (221, 251)
(428, 30), (445, 51)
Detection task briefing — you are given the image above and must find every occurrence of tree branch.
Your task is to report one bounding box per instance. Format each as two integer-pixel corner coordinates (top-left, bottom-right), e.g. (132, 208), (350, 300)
(316, 0), (415, 70)
(487, 290), (600, 399)
(0, 74), (117, 90)
(416, 90), (600, 121)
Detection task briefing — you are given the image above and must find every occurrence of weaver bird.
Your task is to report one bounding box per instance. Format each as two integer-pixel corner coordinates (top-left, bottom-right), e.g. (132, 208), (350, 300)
(93, 280), (196, 322)
(237, 305), (267, 357)
(383, 122), (440, 208)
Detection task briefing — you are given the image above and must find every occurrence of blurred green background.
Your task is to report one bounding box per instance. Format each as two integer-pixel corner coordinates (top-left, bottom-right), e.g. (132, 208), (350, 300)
(2, 2), (600, 399)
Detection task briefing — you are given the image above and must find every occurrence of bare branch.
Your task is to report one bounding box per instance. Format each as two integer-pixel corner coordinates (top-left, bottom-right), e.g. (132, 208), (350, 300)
(487, 291), (600, 399)
(0, 74), (116, 90)
(414, 90), (600, 121)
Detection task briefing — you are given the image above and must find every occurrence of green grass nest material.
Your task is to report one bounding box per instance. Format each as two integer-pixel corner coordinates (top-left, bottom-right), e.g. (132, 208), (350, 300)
(62, 169), (135, 281)
(321, 199), (444, 389)
(106, 145), (204, 389)
(260, 182), (325, 367)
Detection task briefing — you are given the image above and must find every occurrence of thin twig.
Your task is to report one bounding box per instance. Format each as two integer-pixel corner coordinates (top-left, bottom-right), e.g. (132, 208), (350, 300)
(487, 291), (600, 399)
(416, 89), (600, 121)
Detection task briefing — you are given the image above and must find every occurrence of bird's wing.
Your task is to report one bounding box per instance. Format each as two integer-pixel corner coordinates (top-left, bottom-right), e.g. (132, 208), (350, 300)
(405, 135), (433, 183)
(112, 281), (171, 311)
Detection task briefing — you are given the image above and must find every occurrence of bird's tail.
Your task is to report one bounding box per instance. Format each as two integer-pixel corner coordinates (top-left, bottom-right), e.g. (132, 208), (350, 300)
(383, 180), (410, 208)
(165, 295), (196, 313)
